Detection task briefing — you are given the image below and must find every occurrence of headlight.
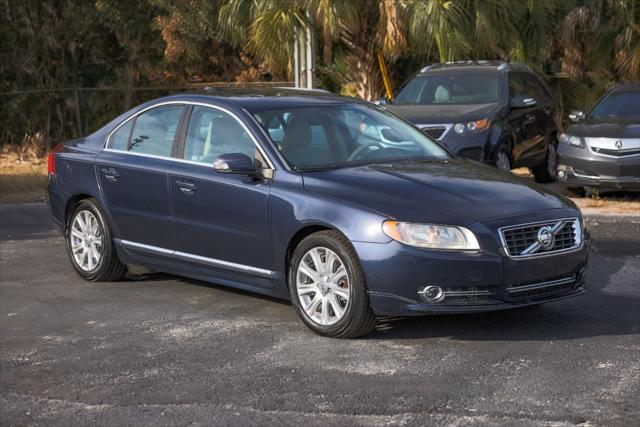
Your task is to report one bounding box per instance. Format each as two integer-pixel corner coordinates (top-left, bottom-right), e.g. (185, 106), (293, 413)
(559, 133), (583, 147)
(382, 221), (480, 250)
(453, 119), (491, 134)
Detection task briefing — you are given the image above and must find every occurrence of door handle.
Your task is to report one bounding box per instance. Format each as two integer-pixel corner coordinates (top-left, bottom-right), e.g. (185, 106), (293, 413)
(526, 114), (536, 121)
(101, 167), (120, 182)
(175, 179), (197, 195)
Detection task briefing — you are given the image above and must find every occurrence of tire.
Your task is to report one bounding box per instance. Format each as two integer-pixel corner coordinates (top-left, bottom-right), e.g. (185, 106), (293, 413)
(532, 138), (558, 183)
(288, 230), (376, 338)
(495, 144), (512, 172)
(66, 198), (127, 281)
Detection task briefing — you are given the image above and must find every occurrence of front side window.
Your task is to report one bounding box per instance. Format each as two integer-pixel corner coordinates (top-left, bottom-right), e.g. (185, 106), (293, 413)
(183, 106), (257, 165)
(113, 106), (184, 157)
(394, 73), (501, 105)
(252, 103), (450, 170)
(508, 73), (528, 98)
(523, 75), (549, 100)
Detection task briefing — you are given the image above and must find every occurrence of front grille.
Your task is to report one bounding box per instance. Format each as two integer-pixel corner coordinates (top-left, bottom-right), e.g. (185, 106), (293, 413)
(507, 276), (576, 301)
(421, 126), (446, 140)
(591, 147), (640, 157)
(500, 218), (581, 258)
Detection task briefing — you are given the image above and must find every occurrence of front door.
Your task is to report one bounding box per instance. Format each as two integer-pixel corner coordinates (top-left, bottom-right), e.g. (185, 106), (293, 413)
(168, 105), (273, 276)
(97, 104), (185, 249)
(507, 72), (546, 166)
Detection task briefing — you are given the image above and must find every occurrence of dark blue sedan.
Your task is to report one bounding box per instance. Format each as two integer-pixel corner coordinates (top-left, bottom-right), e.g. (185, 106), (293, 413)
(47, 89), (588, 338)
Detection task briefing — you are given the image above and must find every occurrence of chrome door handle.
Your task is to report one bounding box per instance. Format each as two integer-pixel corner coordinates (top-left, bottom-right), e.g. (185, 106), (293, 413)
(101, 167), (120, 182)
(175, 179), (197, 195)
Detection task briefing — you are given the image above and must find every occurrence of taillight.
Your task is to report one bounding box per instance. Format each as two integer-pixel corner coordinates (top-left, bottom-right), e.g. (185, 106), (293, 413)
(47, 152), (57, 175)
(47, 144), (62, 176)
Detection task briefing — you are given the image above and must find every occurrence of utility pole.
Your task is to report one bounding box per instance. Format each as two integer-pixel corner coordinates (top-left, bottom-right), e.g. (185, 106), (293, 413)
(293, 19), (314, 89)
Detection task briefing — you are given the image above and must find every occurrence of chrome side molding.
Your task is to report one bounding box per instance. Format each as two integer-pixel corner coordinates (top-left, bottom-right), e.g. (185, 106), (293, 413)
(117, 239), (275, 278)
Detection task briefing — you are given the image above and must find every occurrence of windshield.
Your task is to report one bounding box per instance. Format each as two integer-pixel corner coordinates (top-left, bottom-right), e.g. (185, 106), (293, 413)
(251, 104), (449, 170)
(394, 74), (501, 105)
(589, 91), (640, 120)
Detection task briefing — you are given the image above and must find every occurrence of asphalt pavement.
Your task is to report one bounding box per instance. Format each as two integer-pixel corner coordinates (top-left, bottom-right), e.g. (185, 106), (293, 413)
(1, 203), (639, 426)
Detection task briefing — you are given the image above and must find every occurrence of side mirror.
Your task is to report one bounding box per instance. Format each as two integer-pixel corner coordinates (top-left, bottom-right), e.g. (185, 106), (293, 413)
(568, 110), (584, 122)
(214, 153), (255, 174)
(511, 95), (536, 109)
(373, 96), (388, 105)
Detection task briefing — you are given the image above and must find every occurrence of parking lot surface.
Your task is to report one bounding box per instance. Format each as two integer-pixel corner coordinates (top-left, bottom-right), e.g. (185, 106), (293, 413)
(1, 203), (639, 426)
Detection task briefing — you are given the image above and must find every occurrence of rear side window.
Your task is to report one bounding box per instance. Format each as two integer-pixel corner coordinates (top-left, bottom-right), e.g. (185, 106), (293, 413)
(121, 106), (185, 157)
(109, 120), (133, 151)
(183, 106), (256, 165)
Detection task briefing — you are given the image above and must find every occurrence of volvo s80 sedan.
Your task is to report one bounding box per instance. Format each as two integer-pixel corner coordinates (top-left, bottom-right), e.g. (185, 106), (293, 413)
(47, 90), (588, 338)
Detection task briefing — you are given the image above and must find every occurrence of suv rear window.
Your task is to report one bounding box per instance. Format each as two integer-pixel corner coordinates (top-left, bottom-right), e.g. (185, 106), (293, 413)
(394, 74), (501, 105)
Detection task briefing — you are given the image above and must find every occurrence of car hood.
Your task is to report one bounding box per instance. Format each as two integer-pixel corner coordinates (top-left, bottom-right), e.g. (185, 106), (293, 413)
(301, 159), (575, 225)
(385, 103), (499, 124)
(566, 119), (640, 138)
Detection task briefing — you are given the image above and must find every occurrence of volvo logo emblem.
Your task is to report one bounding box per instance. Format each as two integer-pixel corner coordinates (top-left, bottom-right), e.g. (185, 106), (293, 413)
(615, 140), (623, 149)
(537, 226), (555, 250)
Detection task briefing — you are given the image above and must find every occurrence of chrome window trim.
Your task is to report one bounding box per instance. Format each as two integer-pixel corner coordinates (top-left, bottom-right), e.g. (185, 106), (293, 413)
(586, 137), (640, 158)
(415, 123), (453, 141)
(117, 239), (275, 278)
(103, 101), (276, 170)
(498, 217), (583, 259)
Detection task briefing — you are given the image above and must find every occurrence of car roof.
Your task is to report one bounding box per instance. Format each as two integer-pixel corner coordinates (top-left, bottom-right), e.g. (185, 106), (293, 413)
(417, 60), (531, 75)
(146, 88), (364, 111)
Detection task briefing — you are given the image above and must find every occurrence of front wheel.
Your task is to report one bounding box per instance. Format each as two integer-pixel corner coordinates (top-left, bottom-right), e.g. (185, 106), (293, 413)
(66, 198), (127, 281)
(532, 139), (558, 183)
(495, 144), (512, 172)
(289, 231), (376, 338)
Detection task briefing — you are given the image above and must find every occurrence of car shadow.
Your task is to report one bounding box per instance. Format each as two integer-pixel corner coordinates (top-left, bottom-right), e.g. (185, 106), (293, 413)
(368, 253), (639, 342)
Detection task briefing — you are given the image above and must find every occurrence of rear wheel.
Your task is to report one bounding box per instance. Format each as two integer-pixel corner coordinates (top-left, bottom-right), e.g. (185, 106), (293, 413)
(532, 138), (558, 183)
(66, 198), (127, 281)
(289, 231), (376, 338)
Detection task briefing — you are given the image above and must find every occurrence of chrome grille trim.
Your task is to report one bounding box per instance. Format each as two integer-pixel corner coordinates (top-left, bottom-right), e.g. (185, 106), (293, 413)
(506, 276), (575, 293)
(506, 275), (577, 301)
(499, 217), (583, 259)
(586, 137), (640, 158)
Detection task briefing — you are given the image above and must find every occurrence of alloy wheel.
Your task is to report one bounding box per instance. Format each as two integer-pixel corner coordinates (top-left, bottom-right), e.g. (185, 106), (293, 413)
(296, 247), (350, 326)
(70, 210), (104, 271)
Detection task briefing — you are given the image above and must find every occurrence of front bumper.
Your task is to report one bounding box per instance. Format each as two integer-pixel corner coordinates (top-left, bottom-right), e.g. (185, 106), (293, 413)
(557, 143), (640, 191)
(354, 210), (589, 316)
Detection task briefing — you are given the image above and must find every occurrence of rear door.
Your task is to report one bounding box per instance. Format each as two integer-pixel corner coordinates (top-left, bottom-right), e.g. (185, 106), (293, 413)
(97, 104), (186, 249)
(167, 105), (274, 276)
(506, 72), (546, 166)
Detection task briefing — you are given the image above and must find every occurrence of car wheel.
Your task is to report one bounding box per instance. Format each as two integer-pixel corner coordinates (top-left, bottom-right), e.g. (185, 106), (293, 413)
(288, 230), (376, 338)
(532, 139), (558, 183)
(66, 198), (127, 281)
(495, 145), (512, 172)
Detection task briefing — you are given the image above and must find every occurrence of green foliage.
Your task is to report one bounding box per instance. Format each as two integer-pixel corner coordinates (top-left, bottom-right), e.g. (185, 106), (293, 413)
(1, 0), (638, 149)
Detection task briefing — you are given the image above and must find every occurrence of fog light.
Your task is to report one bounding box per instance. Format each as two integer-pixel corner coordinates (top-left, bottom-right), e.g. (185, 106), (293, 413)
(558, 170), (566, 179)
(418, 286), (445, 302)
